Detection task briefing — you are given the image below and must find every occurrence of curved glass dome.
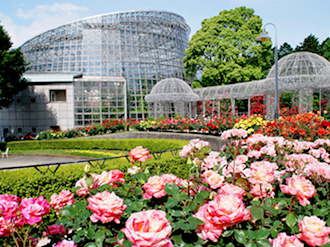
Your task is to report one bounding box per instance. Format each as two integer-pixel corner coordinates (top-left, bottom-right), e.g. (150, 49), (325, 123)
(145, 78), (199, 102)
(266, 51), (330, 91)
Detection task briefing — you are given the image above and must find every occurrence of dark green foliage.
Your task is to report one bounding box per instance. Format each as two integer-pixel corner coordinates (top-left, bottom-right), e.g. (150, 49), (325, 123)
(184, 6), (272, 87)
(295, 34), (321, 54)
(0, 24), (28, 109)
(7, 138), (188, 152)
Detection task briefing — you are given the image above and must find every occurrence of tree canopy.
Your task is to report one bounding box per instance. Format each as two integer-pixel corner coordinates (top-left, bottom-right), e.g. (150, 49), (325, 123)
(183, 6), (272, 88)
(295, 34), (321, 54)
(0, 24), (27, 109)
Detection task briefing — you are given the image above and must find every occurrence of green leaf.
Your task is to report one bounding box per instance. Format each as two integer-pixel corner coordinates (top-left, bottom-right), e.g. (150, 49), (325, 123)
(165, 182), (180, 195)
(222, 230), (233, 237)
(246, 242), (257, 247)
(171, 210), (184, 217)
(165, 198), (180, 208)
(196, 191), (209, 203)
(256, 239), (272, 247)
(180, 221), (197, 231)
(187, 216), (204, 225)
(72, 235), (82, 243)
(251, 206), (264, 220)
(122, 240), (133, 247)
(188, 201), (197, 211)
(226, 243), (235, 247)
(84, 243), (97, 247)
(234, 229), (247, 244)
(255, 229), (270, 239)
(286, 213), (297, 228)
(85, 176), (94, 187)
(97, 184), (111, 191)
(86, 229), (95, 239)
(95, 229), (106, 246)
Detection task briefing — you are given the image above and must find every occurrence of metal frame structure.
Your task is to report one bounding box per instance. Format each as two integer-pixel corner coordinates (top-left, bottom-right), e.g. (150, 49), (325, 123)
(192, 52), (330, 119)
(145, 78), (199, 118)
(20, 10), (190, 123)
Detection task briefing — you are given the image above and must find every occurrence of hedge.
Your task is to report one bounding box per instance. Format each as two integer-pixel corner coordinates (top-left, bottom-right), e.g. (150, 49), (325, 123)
(7, 138), (188, 152)
(0, 154), (188, 199)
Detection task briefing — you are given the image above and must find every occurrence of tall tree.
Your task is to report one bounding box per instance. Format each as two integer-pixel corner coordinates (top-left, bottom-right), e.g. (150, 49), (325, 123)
(183, 6), (272, 88)
(295, 34), (321, 54)
(0, 23), (27, 109)
(320, 37), (330, 61)
(278, 42), (294, 59)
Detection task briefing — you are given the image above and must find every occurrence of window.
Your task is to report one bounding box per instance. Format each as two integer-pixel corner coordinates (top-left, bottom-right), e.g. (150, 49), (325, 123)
(16, 99), (21, 103)
(50, 90), (66, 102)
(18, 128), (22, 133)
(31, 98), (36, 103)
(32, 127), (37, 133)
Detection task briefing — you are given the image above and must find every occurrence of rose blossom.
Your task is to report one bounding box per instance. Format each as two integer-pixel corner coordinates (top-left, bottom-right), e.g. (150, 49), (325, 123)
(127, 166), (142, 175)
(250, 183), (275, 198)
(55, 240), (77, 247)
(249, 161), (278, 185)
(0, 217), (15, 236)
(129, 146), (152, 164)
(297, 216), (330, 246)
(202, 170), (224, 189)
(280, 175), (316, 206)
(50, 190), (75, 214)
(217, 183), (246, 197)
(221, 129), (247, 140)
(43, 224), (67, 236)
(87, 191), (126, 224)
(20, 196), (50, 225)
(75, 174), (99, 198)
(97, 169), (125, 187)
(269, 232), (304, 247)
(193, 193), (250, 242)
(122, 210), (173, 247)
(143, 175), (167, 199)
(0, 194), (20, 220)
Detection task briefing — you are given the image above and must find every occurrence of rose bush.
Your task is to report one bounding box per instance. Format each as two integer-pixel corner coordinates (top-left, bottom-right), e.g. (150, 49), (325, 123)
(3, 130), (330, 246)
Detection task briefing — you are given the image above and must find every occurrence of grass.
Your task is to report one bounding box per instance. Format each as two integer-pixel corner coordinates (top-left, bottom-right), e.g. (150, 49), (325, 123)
(9, 149), (129, 159)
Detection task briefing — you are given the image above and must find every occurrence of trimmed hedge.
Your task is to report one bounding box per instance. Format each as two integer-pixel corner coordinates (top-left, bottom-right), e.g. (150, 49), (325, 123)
(7, 138), (188, 152)
(0, 154), (188, 199)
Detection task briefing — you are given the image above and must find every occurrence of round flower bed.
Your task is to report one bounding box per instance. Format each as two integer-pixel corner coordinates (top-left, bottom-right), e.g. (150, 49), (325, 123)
(2, 130), (330, 246)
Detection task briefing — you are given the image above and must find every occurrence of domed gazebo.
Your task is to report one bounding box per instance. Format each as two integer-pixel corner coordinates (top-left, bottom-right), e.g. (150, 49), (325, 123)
(145, 78), (199, 118)
(193, 52), (330, 119)
(264, 51), (330, 116)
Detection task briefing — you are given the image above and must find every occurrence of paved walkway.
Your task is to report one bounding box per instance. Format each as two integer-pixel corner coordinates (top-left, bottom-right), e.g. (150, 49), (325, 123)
(0, 155), (80, 168)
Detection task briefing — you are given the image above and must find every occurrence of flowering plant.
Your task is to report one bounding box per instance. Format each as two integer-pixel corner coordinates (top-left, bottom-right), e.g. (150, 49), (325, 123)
(3, 132), (330, 246)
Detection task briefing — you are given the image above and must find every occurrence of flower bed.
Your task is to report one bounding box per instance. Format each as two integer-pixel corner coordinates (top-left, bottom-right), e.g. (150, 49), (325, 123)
(2, 130), (330, 246)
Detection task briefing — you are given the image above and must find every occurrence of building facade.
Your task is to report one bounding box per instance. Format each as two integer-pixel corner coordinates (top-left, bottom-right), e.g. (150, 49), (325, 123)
(0, 10), (190, 137)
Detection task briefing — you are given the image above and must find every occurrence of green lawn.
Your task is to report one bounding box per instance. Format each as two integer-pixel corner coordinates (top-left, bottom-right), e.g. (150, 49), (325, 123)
(10, 149), (129, 159)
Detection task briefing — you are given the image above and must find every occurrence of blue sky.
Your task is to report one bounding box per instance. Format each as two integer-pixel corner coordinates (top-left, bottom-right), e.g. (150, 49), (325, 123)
(1, 0), (329, 48)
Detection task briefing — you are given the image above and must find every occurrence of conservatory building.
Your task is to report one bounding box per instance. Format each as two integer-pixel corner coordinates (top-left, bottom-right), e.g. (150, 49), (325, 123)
(0, 10), (190, 136)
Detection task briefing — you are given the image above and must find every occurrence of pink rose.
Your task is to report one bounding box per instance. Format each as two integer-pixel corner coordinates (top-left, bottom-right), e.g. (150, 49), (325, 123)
(55, 240), (77, 247)
(217, 183), (246, 197)
(20, 196), (50, 225)
(50, 190), (76, 214)
(0, 194), (20, 220)
(297, 216), (330, 246)
(249, 161), (278, 185)
(209, 193), (250, 228)
(122, 210), (173, 247)
(193, 204), (224, 242)
(75, 174), (99, 198)
(0, 217), (15, 236)
(129, 146), (152, 164)
(250, 183), (275, 198)
(87, 191), (126, 224)
(202, 170), (224, 189)
(97, 169), (125, 187)
(269, 232), (304, 247)
(193, 193), (250, 242)
(127, 166), (142, 175)
(280, 175), (316, 206)
(142, 175), (167, 199)
(43, 224), (67, 236)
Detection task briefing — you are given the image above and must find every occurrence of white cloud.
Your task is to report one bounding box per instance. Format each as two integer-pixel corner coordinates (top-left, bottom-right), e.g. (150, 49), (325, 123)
(1, 3), (88, 48)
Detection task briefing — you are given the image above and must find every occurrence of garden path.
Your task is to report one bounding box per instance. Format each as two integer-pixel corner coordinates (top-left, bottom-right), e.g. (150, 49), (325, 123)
(0, 155), (77, 168)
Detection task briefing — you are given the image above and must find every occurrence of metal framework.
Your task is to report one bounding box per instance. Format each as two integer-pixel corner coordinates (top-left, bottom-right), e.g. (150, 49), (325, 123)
(192, 52), (330, 119)
(145, 78), (199, 118)
(20, 10), (190, 122)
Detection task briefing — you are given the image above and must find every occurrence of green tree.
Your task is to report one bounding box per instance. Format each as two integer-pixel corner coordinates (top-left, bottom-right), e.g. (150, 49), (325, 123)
(0, 23), (28, 109)
(183, 6), (272, 88)
(278, 42), (294, 59)
(320, 37), (330, 61)
(295, 34), (321, 54)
